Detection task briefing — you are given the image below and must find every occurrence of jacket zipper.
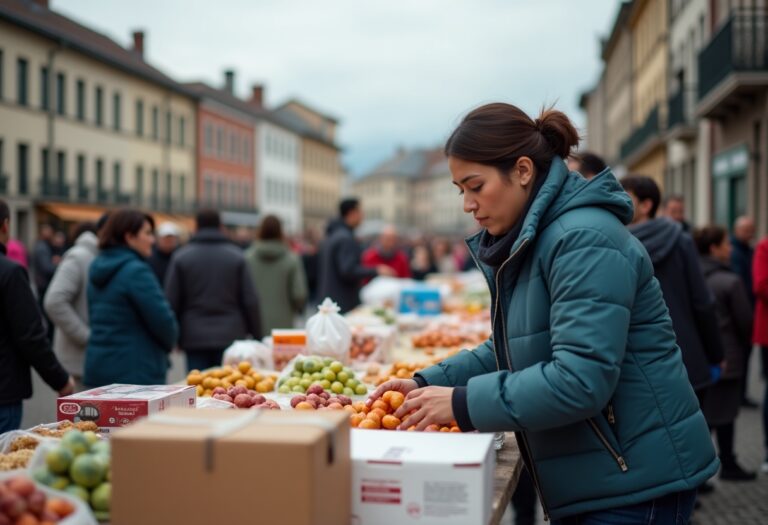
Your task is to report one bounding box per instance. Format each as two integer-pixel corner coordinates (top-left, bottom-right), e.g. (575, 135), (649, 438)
(586, 418), (629, 472)
(488, 239), (553, 520)
(607, 402), (616, 425)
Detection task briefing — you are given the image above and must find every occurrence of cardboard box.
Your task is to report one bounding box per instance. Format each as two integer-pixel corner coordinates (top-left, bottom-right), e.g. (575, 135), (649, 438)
(57, 384), (196, 434)
(111, 408), (350, 525)
(399, 288), (442, 315)
(351, 430), (495, 525)
(272, 328), (307, 370)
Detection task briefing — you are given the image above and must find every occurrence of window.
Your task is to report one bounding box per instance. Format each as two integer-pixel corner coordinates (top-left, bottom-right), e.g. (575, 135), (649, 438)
(17, 143), (28, 195)
(135, 99), (144, 136)
(178, 116), (185, 147)
(95, 86), (103, 126)
(151, 169), (159, 207)
(113, 161), (121, 199)
(165, 171), (172, 208)
(217, 126), (224, 157)
(204, 174), (213, 205)
(204, 123), (213, 154)
(113, 92), (121, 131)
(217, 180), (225, 207)
(0, 49), (4, 99)
(242, 137), (250, 164)
(135, 166), (144, 205)
(76, 79), (85, 121)
(56, 151), (66, 197)
(165, 111), (172, 144)
(95, 159), (104, 202)
(152, 106), (159, 140)
(230, 131), (238, 161)
(16, 58), (28, 106)
(56, 73), (65, 115)
(76, 154), (86, 200)
(40, 66), (49, 110)
(179, 174), (185, 206)
(41, 148), (50, 193)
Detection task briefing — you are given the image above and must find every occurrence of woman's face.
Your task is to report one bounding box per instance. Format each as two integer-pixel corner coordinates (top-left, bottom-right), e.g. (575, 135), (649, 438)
(449, 156), (534, 236)
(126, 220), (155, 258)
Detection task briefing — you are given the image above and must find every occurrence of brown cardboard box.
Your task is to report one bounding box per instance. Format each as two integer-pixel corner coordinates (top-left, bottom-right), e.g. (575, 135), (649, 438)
(111, 408), (350, 525)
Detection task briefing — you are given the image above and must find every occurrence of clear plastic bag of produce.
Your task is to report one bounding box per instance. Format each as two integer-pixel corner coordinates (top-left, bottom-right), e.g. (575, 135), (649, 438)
(347, 325), (397, 364)
(221, 339), (274, 370)
(305, 298), (351, 364)
(0, 469), (98, 525)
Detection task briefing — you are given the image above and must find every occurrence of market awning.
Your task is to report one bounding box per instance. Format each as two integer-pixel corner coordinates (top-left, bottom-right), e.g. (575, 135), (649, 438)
(40, 203), (108, 223)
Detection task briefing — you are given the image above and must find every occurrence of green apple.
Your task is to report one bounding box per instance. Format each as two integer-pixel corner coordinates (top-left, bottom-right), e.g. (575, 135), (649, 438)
(331, 381), (344, 394)
(330, 361), (344, 374)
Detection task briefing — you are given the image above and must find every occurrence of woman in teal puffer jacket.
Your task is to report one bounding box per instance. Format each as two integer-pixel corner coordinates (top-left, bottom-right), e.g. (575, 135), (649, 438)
(369, 103), (718, 523)
(85, 210), (178, 387)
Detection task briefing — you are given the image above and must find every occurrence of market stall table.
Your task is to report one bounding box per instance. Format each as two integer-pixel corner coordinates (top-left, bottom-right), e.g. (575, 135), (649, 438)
(490, 433), (524, 525)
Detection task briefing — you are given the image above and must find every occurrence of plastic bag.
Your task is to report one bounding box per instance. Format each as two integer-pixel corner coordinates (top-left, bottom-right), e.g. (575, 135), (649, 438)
(360, 276), (411, 309)
(348, 325), (397, 364)
(305, 298), (351, 364)
(0, 469), (98, 525)
(222, 340), (274, 370)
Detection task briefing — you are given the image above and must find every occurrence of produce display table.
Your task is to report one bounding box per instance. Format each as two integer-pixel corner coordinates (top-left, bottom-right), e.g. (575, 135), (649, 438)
(490, 433), (524, 525)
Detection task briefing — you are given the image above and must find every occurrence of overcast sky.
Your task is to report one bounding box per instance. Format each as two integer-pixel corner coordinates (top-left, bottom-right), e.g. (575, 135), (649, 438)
(54, 0), (620, 177)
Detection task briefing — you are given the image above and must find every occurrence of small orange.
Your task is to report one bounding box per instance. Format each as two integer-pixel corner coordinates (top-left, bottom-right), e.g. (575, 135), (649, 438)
(450, 427), (461, 432)
(424, 424), (440, 432)
(358, 418), (379, 430)
(230, 371), (244, 381)
(370, 408), (387, 420)
(352, 401), (367, 413)
(295, 401), (314, 410)
(389, 392), (405, 410)
(396, 368), (410, 378)
(343, 404), (357, 415)
(366, 412), (382, 426)
(439, 426), (451, 432)
(238, 361), (252, 373)
(381, 414), (401, 430)
(371, 399), (389, 412)
(382, 391), (394, 404)
(350, 413), (365, 427)
(244, 376), (255, 389)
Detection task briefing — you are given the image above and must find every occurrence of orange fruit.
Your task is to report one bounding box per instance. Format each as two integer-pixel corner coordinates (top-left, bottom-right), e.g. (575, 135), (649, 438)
(230, 371), (244, 381)
(238, 361), (252, 373)
(439, 426), (451, 432)
(450, 427), (461, 432)
(424, 424), (440, 432)
(370, 408), (387, 420)
(350, 413), (365, 427)
(352, 402), (367, 413)
(389, 392), (405, 410)
(381, 414), (401, 430)
(295, 402), (314, 410)
(358, 418), (378, 430)
(343, 405), (357, 415)
(256, 381), (270, 393)
(396, 368), (410, 378)
(382, 391), (394, 404)
(195, 385), (204, 396)
(186, 373), (203, 386)
(371, 400), (389, 412)
(366, 412), (382, 426)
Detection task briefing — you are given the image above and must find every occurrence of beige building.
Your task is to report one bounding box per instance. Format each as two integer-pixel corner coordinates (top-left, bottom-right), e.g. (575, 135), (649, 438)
(622, 0), (669, 186)
(579, 81), (606, 159)
(0, 0), (197, 244)
(274, 100), (344, 236)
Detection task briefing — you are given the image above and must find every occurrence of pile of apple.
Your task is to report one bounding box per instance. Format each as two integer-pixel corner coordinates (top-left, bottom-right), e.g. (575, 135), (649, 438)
(277, 356), (368, 396)
(211, 386), (281, 410)
(0, 475), (78, 524)
(187, 362), (277, 397)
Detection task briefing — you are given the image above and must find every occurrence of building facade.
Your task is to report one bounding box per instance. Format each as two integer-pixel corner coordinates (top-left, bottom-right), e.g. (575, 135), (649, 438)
(0, 0), (196, 243)
(256, 116), (302, 234)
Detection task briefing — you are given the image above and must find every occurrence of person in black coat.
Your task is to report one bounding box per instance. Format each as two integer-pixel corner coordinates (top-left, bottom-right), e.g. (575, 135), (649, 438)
(165, 210), (262, 372)
(316, 199), (395, 314)
(0, 199), (73, 432)
(621, 176), (724, 402)
(694, 225), (756, 481)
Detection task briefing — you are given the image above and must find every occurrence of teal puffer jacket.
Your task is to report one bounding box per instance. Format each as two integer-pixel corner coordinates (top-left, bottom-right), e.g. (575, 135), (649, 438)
(418, 158), (718, 520)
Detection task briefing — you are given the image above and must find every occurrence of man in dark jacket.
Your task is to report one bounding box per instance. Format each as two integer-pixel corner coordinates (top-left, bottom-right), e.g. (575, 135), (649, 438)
(316, 199), (395, 314)
(0, 199), (73, 432)
(621, 176), (724, 402)
(729, 215), (758, 407)
(165, 210), (262, 372)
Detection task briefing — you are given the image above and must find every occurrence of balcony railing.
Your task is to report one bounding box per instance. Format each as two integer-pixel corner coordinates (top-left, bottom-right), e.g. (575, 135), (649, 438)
(698, 10), (768, 101)
(0, 174), (8, 194)
(39, 180), (71, 200)
(667, 90), (686, 129)
(620, 106), (660, 160)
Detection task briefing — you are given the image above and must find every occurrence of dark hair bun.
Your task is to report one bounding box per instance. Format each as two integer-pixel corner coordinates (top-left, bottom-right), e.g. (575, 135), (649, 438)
(536, 109), (580, 159)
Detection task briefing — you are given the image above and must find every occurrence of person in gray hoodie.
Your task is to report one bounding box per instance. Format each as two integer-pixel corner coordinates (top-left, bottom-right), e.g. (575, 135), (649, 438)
(620, 176), (724, 403)
(43, 219), (102, 389)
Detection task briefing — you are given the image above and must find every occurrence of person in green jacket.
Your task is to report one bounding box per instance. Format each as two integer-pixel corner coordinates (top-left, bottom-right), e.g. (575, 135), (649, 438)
(244, 214), (308, 334)
(369, 103), (718, 523)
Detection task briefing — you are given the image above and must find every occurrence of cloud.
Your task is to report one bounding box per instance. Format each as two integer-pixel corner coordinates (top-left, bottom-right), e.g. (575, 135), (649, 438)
(53, 0), (619, 175)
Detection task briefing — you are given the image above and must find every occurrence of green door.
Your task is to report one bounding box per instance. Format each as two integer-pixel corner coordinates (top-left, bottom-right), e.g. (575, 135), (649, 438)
(712, 145), (748, 231)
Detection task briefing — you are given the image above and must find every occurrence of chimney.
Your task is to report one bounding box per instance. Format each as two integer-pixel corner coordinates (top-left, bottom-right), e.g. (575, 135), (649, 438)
(131, 30), (145, 59)
(249, 84), (264, 108)
(32, 0), (48, 9)
(224, 70), (235, 95)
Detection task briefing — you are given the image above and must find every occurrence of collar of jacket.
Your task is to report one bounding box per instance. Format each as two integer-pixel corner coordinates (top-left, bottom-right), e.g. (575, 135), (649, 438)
(75, 231), (99, 253)
(191, 228), (232, 244)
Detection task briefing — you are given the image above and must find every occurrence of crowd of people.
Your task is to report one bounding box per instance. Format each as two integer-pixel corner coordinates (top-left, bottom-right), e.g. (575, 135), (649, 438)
(0, 104), (766, 523)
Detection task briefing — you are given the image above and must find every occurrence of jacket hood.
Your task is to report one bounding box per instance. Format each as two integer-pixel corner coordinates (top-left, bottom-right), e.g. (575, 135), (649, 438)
(628, 218), (683, 264)
(75, 231), (99, 254)
(467, 158), (634, 258)
(325, 218), (348, 236)
(251, 240), (289, 262)
(89, 246), (142, 288)
(699, 254), (732, 278)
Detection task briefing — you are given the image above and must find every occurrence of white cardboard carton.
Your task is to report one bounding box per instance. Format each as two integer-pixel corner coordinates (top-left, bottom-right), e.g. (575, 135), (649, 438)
(351, 430), (495, 525)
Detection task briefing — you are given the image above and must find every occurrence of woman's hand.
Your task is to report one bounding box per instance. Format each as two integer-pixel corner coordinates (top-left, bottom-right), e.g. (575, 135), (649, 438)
(393, 386), (455, 431)
(366, 379), (419, 406)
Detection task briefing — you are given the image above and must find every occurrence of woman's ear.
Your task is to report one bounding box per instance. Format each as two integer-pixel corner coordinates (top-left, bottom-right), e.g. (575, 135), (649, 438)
(516, 157), (535, 187)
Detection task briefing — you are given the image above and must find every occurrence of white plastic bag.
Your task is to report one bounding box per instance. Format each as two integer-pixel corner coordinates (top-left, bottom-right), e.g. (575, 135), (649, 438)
(305, 298), (352, 364)
(222, 340), (274, 370)
(360, 276), (411, 309)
